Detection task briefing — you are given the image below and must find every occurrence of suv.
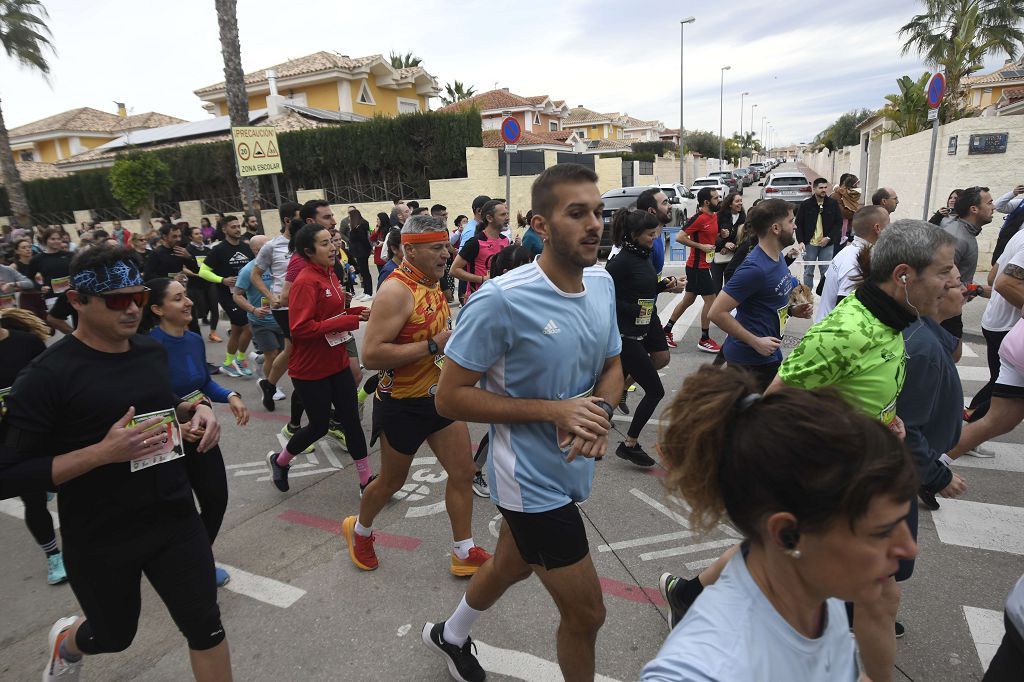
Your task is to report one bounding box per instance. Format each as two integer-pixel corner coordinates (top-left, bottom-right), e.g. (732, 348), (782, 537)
(707, 170), (738, 192)
(749, 162), (765, 181)
(656, 183), (699, 224)
(599, 186), (652, 259)
(732, 168), (752, 188)
(760, 171), (812, 204)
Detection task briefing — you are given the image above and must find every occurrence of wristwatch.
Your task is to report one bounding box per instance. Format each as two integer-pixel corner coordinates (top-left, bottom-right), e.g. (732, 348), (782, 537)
(594, 399), (615, 421)
(427, 338), (439, 355)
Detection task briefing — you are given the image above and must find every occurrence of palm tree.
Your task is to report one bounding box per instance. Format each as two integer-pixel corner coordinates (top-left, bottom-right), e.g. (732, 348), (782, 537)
(899, 0), (1024, 120)
(214, 0), (259, 222)
(0, 0), (54, 228)
(439, 80), (476, 106)
(881, 73), (931, 138)
(389, 51), (421, 69)
(731, 131), (759, 157)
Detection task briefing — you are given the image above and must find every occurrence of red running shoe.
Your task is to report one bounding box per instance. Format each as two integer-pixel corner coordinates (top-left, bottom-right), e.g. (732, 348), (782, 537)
(342, 515), (378, 570)
(665, 330), (678, 348)
(450, 546), (492, 577)
(697, 337), (721, 353)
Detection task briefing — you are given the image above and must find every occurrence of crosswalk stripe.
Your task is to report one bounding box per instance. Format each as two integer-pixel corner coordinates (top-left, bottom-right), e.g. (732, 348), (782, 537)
(216, 563), (306, 608)
(953, 442), (1024, 473)
(960, 343), (978, 358)
(931, 498), (1024, 556)
(963, 606), (1004, 670)
(639, 538), (737, 562)
(957, 366), (991, 382)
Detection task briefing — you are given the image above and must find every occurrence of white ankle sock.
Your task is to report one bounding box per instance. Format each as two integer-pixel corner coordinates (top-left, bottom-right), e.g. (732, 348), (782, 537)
(443, 595), (483, 646)
(452, 537), (475, 560)
(354, 521), (372, 537)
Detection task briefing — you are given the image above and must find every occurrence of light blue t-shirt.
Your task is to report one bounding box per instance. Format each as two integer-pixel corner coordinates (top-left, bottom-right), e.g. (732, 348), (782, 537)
(235, 260), (281, 330)
(457, 219), (479, 249)
(446, 262), (621, 513)
(641, 551), (857, 682)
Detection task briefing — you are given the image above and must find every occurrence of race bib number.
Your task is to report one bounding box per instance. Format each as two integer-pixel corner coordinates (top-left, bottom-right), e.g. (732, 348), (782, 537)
(704, 249), (714, 264)
(777, 304), (791, 332)
(434, 354), (446, 370)
(635, 298), (654, 326)
(50, 276), (70, 295)
(129, 408), (184, 472)
(880, 398), (898, 426)
(181, 389), (206, 407)
(0, 293), (15, 309)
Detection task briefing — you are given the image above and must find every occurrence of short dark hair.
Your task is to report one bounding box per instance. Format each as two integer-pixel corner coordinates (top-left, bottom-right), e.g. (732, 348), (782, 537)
(221, 214), (240, 227)
(430, 204), (447, 216)
(412, 206), (429, 215)
(300, 200), (330, 223)
(747, 198), (792, 238)
(635, 188), (662, 213)
(489, 244), (534, 279)
(293, 223), (329, 260)
(471, 195), (492, 214)
(530, 164), (599, 219)
(158, 223), (179, 239)
(454, 214), (468, 227)
(953, 186), (989, 218)
(813, 177), (829, 188)
(406, 200), (420, 210)
(91, 229), (109, 241)
(279, 201), (302, 225)
(696, 187), (715, 206)
(871, 187), (891, 206)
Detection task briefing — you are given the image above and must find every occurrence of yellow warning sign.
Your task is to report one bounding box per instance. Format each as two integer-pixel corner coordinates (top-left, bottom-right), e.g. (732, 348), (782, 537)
(231, 126), (284, 177)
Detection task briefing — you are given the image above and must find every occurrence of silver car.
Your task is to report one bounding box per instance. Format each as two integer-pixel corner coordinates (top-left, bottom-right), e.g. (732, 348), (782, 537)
(760, 171), (812, 204)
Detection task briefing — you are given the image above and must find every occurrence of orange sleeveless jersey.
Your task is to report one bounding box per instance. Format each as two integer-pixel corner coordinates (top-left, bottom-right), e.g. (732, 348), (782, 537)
(375, 264), (452, 399)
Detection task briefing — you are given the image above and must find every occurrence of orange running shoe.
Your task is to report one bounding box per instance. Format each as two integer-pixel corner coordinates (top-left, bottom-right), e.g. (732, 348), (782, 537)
(342, 515), (378, 571)
(208, 331), (223, 343)
(450, 546), (492, 577)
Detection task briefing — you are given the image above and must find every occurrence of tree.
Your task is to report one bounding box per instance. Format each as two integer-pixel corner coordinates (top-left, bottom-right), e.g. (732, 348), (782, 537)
(813, 108), (875, 151)
(0, 0), (54, 228)
(731, 131), (760, 158)
(108, 153), (172, 232)
(899, 0), (1024, 120)
(439, 80), (476, 106)
(389, 51), (421, 69)
(214, 0), (259, 225)
(682, 130), (724, 159)
(880, 72), (930, 138)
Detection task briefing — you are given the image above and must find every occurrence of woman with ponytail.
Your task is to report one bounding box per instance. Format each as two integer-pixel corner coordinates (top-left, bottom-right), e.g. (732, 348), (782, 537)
(643, 366), (918, 681)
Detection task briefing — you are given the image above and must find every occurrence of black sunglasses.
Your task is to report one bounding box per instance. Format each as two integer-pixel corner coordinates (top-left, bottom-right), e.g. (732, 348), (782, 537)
(95, 287), (150, 311)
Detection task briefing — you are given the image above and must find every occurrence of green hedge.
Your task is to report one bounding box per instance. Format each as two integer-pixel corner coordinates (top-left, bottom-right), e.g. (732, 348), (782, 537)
(1, 110), (483, 217)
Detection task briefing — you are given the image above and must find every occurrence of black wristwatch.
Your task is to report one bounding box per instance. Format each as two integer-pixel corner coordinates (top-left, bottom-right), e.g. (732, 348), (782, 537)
(594, 399), (615, 421)
(427, 338), (439, 355)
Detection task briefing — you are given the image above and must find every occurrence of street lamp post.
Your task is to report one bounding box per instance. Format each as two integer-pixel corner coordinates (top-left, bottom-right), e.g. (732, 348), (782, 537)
(719, 65), (731, 172)
(750, 104), (757, 159)
(679, 16), (696, 184)
(761, 117), (767, 152)
(739, 91), (749, 161)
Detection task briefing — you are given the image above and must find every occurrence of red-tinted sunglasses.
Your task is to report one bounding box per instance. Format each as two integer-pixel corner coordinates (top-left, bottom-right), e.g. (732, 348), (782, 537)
(96, 288), (150, 311)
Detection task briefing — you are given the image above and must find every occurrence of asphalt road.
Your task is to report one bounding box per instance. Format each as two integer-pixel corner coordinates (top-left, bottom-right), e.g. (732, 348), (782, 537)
(1, 171), (1020, 680)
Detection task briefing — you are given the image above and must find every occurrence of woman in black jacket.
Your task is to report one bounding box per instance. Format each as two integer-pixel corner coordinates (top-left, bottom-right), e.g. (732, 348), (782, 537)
(347, 209), (374, 299)
(712, 191), (744, 293)
(605, 209), (680, 468)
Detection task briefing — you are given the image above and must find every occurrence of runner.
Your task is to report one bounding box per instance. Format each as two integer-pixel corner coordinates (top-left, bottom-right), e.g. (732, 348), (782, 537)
(642, 366), (917, 681)
(143, 277), (250, 587)
(450, 199), (510, 301)
(0, 307), (66, 585)
(709, 199), (811, 390)
(815, 205), (890, 322)
(663, 187), (722, 352)
(184, 225), (221, 342)
(199, 215), (254, 377)
(0, 245), (232, 681)
(264, 224), (372, 496)
(341, 214), (492, 577)
(941, 185), (994, 339)
(26, 227), (74, 335)
(420, 164), (622, 682)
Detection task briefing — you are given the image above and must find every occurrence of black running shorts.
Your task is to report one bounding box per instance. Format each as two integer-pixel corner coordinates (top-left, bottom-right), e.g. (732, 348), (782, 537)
(684, 266), (715, 296)
(643, 311), (669, 354)
(371, 394), (453, 456)
(217, 286), (248, 327)
(271, 308), (290, 340)
(498, 501), (589, 570)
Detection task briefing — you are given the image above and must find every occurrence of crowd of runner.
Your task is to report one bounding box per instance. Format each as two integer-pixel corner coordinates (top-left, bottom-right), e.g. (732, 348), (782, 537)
(1, 165), (1022, 681)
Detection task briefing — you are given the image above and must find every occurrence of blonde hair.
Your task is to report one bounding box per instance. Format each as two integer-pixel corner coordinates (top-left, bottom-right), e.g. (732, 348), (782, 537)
(1, 307), (50, 343)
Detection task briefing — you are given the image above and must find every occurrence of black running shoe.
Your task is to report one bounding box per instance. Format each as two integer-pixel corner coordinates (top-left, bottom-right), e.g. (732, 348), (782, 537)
(266, 451), (289, 492)
(918, 489), (939, 511)
(618, 392), (630, 415)
(895, 621), (905, 638)
(660, 572), (686, 629)
(615, 442), (656, 467)
(421, 621), (485, 682)
(258, 379), (276, 412)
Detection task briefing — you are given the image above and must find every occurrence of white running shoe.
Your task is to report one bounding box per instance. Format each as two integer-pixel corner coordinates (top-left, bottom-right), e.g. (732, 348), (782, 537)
(42, 616), (82, 681)
(273, 388), (286, 401)
(965, 445), (996, 458)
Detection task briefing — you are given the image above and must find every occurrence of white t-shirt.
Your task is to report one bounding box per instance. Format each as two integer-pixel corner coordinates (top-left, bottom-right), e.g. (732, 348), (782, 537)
(640, 551), (857, 682)
(815, 236), (869, 323)
(982, 229), (1024, 332)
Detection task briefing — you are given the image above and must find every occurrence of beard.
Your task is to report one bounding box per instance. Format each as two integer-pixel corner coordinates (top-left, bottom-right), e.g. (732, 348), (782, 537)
(780, 229), (796, 247)
(548, 224), (598, 269)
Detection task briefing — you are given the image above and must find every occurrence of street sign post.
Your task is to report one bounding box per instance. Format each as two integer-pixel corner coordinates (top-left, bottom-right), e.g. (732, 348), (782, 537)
(500, 116), (522, 215)
(922, 73), (945, 219)
(232, 127), (285, 226)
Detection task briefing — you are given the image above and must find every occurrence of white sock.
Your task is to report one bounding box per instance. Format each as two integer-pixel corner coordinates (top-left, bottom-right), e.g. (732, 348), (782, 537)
(354, 521), (372, 537)
(452, 537), (475, 560)
(443, 595), (483, 646)
(939, 453), (953, 466)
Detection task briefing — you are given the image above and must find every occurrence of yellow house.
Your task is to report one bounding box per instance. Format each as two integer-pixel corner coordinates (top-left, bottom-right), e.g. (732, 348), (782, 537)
(194, 51), (440, 118)
(8, 106), (185, 164)
(963, 59), (1024, 110)
(562, 106), (628, 140)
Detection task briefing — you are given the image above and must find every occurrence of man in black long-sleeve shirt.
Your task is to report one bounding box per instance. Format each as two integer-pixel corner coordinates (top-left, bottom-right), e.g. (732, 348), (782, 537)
(143, 222), (196, 282)
(0, 245), (232, 681)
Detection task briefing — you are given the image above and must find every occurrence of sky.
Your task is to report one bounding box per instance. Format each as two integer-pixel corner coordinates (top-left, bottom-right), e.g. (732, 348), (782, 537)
(0, 0), (1015, 146)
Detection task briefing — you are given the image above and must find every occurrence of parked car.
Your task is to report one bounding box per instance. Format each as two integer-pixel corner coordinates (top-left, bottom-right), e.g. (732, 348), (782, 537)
(656, 183), (699, 224)
(707, 170), (739, 192)
(732, 168), (753, 188)
(760, 171), (812, 204)
(749, 162), (765, 182)
(690, 177), (730, 202)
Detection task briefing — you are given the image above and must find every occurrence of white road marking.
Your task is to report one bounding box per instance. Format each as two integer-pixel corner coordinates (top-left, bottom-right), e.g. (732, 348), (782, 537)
(957, 366), (991, 382)
(630, 489), (690, 527)
(320, 439), (344, 469)
(0, 498), (60, 529)
(963, 606), (1004, 670)
(639, 538), (738, 562)
(931, 499), (1024, 556)
(597, 530), (695, 552)
(658, 291), (704, 333)
(474, 639), (622, 682)
(254, 468), (341, 482)
(412, 456), (438, 467)
(216, 563), (305, 608)
(952, 442), (1024, 473)
(235, 462), (316, 477)
(685, 557), (719, 571)
(960, 343), (978, 358)
(405, 501), (448, 518)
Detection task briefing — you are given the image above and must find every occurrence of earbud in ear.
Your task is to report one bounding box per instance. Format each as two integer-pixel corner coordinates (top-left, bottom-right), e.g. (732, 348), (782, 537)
(900, 274), (908, 284)
(780, 528), (800, 550)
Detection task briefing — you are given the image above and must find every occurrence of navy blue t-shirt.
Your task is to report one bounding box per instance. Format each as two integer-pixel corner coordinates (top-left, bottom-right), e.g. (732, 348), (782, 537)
(722, 245), (796, 366)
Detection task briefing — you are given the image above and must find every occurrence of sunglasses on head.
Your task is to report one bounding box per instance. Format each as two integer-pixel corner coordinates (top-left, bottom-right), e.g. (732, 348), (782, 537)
(94, 288), (150, 311)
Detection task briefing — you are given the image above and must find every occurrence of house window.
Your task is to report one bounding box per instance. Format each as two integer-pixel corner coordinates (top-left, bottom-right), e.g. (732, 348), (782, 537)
(19, 150), (35, 162)
(549, 121), (558, 131)
(639, 161), (654, 175)
(397, 97), (420, 114)
(357, 81), (376, 105)
(533, 113), (541, 125)
(578, 128), (587, 138)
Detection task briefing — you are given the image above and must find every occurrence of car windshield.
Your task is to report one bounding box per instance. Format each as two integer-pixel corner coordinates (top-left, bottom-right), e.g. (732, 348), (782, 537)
(770, 176), (809, 187)
(693, 180), (718, 186)
(602, 195), (640, 211)
(660, 187), (677, 199)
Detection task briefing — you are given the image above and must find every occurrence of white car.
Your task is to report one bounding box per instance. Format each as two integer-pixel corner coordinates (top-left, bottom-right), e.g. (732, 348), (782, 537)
(656, 183), (699, 224)
(690, 177), (730, 201)
(760, 171), (812, 204)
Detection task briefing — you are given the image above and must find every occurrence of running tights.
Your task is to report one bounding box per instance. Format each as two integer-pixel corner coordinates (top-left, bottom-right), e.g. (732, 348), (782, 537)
(20, 491), (56, 549)
(183, 443), (228, 543)
(619, 337), (666, 440)
(289, 371), (367, 460)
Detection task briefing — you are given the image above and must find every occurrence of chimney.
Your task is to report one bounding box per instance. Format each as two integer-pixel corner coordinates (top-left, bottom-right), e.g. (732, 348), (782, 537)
(115, 102), (127, 117)
(265, 69), (285, 117)
(266, 69), (279, 96)
(502, 87), (509, 92)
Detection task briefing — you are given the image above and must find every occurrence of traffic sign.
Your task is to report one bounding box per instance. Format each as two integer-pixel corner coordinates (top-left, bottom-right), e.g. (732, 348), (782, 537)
(926, 72), (946, 109)
(500, 116), (522, 145)
(231, 126), (284, 177)
(504, 144), (518, 153)
(928, 108), (938, 122)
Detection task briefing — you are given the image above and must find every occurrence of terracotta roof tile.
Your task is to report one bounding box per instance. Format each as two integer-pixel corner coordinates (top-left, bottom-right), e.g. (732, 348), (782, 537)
(11, 160), (67, 181)
(964, 60), (1024, 86)
(437, 89), (537, 113)
(9, 107), (184, 138)
(481, 129), (573, 148)
(111, 112), (187, 131)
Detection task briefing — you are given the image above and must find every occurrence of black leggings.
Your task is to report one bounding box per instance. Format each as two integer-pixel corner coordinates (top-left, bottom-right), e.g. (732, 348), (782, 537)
(968, 327), (1010, 422)
(289, 371), (367, 459)
(353, 255), (373, 296)
(619, 337), (666, 439)
(187, 281), (219, 328)
(67, 512), (224, 653)
(20, 490), (56, 548)
(183, 442), (228, 544)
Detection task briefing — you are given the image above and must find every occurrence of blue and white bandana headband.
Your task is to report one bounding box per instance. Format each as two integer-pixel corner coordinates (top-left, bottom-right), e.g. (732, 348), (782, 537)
(71, 259), (144, 294)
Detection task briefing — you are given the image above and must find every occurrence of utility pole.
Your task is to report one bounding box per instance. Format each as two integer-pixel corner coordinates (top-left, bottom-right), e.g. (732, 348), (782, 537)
(678, 17), (695, 184)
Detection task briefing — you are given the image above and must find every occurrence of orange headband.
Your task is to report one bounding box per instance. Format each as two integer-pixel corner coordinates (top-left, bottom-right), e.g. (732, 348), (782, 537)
(401, 231), (449, 245)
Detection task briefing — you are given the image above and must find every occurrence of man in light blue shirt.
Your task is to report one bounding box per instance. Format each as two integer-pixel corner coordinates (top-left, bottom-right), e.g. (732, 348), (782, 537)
(455, 195), (492, 249)
(421, 164), (623, 682)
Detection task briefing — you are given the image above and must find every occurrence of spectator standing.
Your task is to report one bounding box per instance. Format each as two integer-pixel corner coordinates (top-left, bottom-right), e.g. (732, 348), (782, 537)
(795, 178), (843, 290)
